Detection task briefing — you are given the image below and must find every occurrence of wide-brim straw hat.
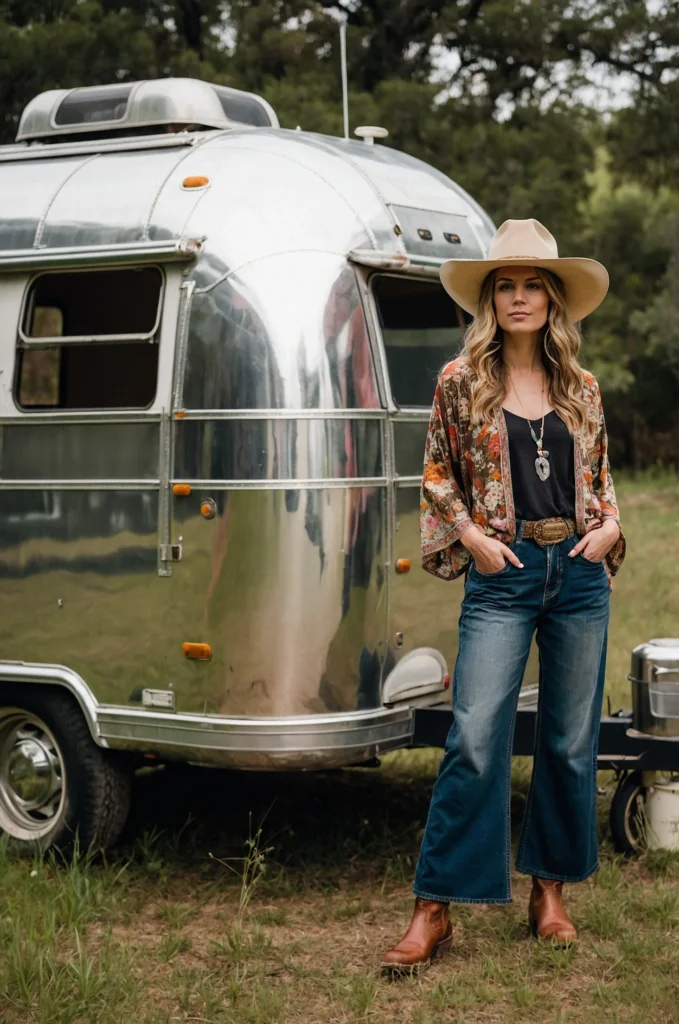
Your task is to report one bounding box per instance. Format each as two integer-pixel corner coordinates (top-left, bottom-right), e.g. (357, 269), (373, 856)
(440, 218), (609, 323)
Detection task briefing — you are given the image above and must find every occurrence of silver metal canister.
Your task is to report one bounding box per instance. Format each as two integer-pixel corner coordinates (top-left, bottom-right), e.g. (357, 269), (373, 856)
(630, 638), (679, 737)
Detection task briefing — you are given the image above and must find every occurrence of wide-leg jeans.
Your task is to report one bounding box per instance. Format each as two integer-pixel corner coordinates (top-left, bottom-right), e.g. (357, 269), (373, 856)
(413, 525), (610, 904)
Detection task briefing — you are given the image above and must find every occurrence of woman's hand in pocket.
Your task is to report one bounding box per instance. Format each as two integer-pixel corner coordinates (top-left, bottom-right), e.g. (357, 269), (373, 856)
(461, 525), (524, 574)
(569, 519), (620, 562)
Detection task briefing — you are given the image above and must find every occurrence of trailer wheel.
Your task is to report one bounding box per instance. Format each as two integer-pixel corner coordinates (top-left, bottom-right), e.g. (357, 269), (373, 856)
(609, 771), (646, 856)
(0, 688), (131, 856)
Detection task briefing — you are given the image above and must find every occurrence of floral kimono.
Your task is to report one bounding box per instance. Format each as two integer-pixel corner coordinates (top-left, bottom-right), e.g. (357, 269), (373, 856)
(420, 358), (626, 580)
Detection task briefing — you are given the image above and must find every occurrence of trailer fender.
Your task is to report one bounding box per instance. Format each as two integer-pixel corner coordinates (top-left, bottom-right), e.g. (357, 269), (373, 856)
(0, 662), (103, 746)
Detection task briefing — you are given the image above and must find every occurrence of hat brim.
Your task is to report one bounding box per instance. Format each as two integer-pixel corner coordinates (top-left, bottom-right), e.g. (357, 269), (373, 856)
(439, 256), (609, 323)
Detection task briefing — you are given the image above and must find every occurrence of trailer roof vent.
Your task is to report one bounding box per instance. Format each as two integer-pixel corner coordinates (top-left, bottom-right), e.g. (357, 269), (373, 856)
(16, 78), (279, 143)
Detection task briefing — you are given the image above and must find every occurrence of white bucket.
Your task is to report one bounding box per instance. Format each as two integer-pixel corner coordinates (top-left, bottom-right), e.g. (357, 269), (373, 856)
(645, 778), (679, 851)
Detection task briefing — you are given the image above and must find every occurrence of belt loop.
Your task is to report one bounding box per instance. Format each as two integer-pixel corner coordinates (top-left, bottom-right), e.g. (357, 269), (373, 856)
(516, 520), (525, 542)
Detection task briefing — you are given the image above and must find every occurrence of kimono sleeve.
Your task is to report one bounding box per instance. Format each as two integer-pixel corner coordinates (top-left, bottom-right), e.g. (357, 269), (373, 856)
(420, 375), (474, 580)
(592, 381), (626, 575)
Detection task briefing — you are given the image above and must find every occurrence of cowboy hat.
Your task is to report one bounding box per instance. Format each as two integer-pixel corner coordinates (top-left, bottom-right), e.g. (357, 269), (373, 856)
(439, 218), (609, 322)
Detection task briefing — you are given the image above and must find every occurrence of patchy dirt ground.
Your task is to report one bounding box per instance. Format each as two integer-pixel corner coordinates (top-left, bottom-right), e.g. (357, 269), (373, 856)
(2, 754), (679, 1024)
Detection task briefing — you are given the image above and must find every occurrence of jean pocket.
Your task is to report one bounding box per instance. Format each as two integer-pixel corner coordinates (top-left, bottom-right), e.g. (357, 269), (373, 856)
(576, 551), (605, 566)
(472, 559), (511, 578)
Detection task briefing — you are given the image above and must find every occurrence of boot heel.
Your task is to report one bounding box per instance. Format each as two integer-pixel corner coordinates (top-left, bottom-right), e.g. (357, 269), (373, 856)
(432, 934), (453, 959)
(528, 916), (539, 939)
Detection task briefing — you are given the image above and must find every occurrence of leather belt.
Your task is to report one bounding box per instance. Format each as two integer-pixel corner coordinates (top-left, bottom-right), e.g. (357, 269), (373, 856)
(522, 516), (576, 546)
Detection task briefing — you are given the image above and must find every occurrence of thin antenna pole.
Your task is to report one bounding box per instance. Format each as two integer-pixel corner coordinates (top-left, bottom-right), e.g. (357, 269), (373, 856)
(339, 17), (349, 140)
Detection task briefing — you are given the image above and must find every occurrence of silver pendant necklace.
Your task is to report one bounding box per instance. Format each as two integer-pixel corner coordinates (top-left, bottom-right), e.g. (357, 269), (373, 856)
(509, 370), (551, 482)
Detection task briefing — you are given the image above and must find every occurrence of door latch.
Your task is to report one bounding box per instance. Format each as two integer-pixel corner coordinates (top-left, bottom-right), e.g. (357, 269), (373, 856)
(159, 544), (182, 562)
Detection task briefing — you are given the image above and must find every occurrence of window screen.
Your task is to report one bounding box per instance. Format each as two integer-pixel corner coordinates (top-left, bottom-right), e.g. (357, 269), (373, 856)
(16, 267), (163, 411)
(372, 276), (469, 408)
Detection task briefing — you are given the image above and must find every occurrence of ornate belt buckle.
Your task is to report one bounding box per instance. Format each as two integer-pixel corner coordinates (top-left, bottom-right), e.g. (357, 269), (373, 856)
(533, 518), (568, 546)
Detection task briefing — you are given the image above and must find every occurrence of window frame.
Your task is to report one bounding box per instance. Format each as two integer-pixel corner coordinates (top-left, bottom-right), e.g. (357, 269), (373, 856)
(368, 270), (468, 412)
(13, 263), (167, 414)
(18, 264), (165, 347)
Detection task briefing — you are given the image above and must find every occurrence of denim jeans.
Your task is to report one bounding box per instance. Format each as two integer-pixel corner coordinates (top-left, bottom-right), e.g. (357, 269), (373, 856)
(413, 524), (610, 904)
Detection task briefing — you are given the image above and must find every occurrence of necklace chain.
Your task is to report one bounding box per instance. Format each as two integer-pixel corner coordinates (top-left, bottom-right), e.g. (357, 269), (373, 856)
(508, 366), (546, 449)
(507, 366), (552, 482)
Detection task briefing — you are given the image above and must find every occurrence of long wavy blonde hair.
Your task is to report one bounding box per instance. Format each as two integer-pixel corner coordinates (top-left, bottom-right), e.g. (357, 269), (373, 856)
(464, 267), (593, 436)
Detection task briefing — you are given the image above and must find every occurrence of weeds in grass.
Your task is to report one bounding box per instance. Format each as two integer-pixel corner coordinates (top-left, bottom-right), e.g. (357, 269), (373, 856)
(209, 810), (275, 923)
(641, 846), (679, 879)
(158, 933), (192, 961)
(331, 971), (379, 1018)
(513, 978), (537, 1008)
(331, 896), (371, 921)
(254, 907), (288, 927)
(154, 901), (196, 928)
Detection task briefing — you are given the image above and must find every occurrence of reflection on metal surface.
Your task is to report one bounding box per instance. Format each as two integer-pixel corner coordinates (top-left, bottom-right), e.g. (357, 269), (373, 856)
(174, 419), (383, 481)
(382, 647), (447, 706)
(0, 106), (500, 769)
(98, 703), (414, 770)
(169, 486), (387, 717)
(183, 256), (381, 411)
(0, 423), (159, 479)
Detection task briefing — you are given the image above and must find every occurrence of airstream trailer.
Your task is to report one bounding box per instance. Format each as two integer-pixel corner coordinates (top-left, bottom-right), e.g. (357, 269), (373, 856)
(0, 77), (501, 852)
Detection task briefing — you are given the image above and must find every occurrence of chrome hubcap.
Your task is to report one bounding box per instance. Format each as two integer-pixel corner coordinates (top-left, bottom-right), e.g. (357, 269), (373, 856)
(0, 713), (65, 839)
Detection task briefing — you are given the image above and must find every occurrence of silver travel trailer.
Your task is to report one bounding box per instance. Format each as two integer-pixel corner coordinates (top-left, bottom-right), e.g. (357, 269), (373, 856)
(0, 78), (499, 851)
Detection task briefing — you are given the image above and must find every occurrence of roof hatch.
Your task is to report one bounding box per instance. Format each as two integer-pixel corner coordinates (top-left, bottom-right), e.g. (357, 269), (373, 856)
(16, 78), (279, 143)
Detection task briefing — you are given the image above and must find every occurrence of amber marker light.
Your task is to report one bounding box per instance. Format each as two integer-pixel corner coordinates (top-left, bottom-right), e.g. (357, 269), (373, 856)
(182, 642), (212, 660)
(200, 498), (217, 520)
(174, 410), (185, 419)
(395, 558), (411, 574)
(182, 175), (210, 189)
(173, 483), (192, 496)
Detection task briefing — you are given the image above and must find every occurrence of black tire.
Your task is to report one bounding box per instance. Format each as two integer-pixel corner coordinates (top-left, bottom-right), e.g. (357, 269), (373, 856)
(0, 686), (131, 856)
(609, 770), (646, 856)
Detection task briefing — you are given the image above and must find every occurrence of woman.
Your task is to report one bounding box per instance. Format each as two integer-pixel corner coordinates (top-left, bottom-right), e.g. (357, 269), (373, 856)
(382, 218), (626, 972)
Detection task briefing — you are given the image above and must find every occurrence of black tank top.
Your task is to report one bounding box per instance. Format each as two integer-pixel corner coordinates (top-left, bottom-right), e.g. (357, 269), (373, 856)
(502, 408), (575, 521)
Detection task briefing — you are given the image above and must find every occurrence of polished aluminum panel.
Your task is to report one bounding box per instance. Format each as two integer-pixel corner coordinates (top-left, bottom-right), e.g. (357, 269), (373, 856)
(318, 135), (495, 236)
(0, 489), (160, 706)
(174, 419), (383, 481)
(0, 423), (159, 479)
(182, 255), (382, 410)
(39, 147), (190, 248)
(177, 140), (380, 289)
(168, 486), (387, 716)
(391, 486), (462, 680)
(0, 156), (90, 251)
(99, 704), (412, 769)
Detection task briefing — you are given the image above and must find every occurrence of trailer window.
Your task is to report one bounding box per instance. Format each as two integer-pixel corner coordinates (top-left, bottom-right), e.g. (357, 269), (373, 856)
(372, 276), (468, 408)
(16, 267), (163, 410)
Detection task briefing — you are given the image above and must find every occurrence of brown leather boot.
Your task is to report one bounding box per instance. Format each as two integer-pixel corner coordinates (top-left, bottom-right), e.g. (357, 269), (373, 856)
(528, 876), (577, 944)
(381, 897), (453, 974)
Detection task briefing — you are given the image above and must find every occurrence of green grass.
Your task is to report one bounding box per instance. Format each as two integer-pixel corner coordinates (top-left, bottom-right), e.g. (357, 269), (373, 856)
(1, 471), (679, 1022)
